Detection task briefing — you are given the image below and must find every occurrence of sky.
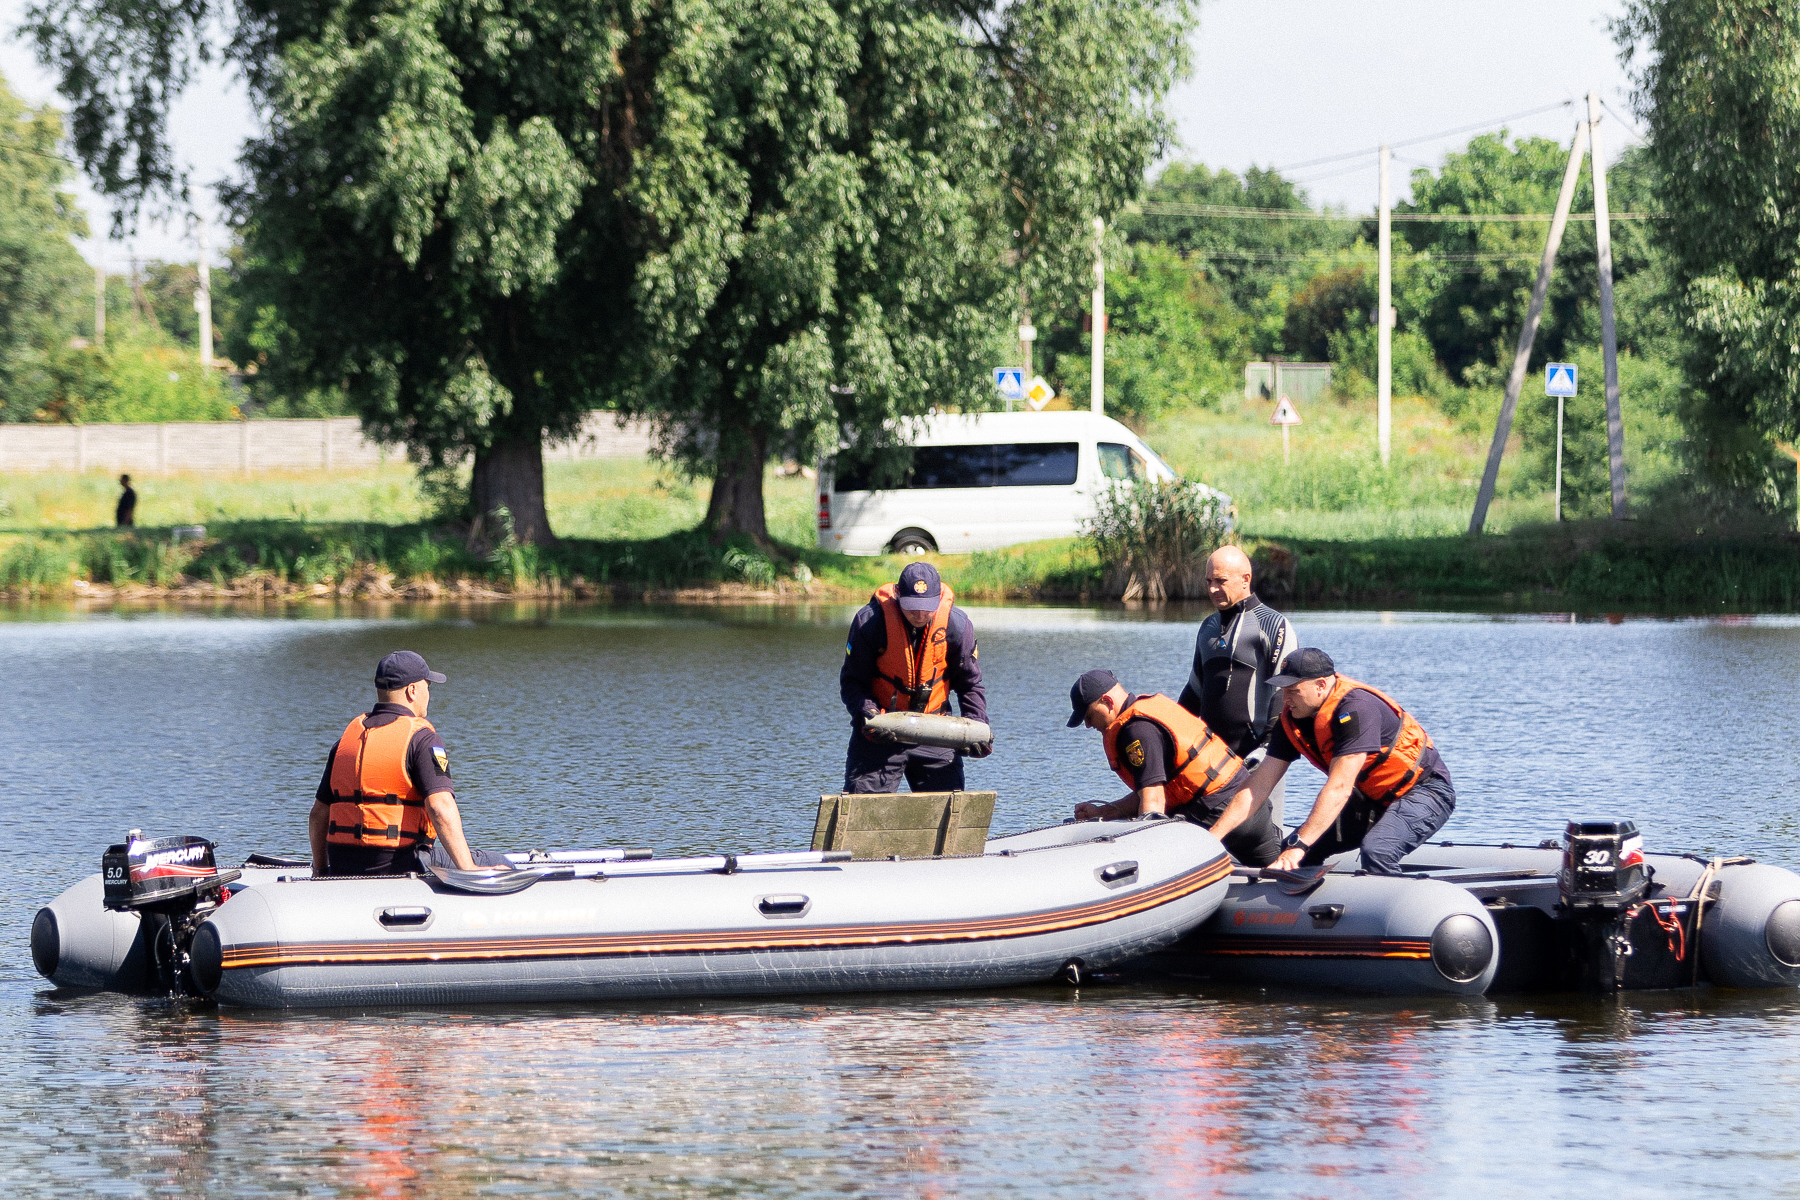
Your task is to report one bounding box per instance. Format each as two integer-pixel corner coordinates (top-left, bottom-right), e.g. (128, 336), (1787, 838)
(0, 0), (1643, 266)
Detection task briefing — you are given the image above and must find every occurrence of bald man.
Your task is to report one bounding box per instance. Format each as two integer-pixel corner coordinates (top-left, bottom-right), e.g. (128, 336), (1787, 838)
(1178, 546), (1299, 762)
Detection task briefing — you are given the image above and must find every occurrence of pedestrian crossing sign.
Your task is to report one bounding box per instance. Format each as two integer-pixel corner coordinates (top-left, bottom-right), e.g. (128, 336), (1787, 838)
(1269, 395), (1302, 425)
(993, 368), (1024, 399)
(1545, 363), (1578, 396)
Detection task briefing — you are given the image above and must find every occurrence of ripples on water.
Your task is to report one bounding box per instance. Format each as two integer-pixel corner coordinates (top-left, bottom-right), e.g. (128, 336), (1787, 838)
(7, 602), (1800, 1197)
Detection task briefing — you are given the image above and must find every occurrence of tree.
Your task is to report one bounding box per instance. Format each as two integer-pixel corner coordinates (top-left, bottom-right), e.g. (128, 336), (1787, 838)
(31, 0), (1193, 546)
(1400, 129), (1664, 385)
(1616, 1), (1800, 498)
(0, 70), (90, 422)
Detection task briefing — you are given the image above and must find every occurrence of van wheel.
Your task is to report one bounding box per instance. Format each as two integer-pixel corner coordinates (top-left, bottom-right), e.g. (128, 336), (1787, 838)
(889, 529), (936, 556)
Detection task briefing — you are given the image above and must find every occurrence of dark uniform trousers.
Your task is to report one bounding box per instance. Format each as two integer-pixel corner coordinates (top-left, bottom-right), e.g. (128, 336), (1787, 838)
(1181, 797), (1284, 867)
(844, 733), (966, 794)
(1299, 774), (1457, 875)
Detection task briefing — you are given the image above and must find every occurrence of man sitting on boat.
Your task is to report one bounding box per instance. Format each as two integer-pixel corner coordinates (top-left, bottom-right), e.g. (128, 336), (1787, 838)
(1066, 669), (1280, 866)
(839, 562), (992, 793)
(308, 650), (499, 876)
(1248, 649), (1456, 876)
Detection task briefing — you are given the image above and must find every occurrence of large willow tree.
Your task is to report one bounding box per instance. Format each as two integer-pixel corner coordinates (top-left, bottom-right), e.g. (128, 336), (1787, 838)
(30, 0), (1192, 544)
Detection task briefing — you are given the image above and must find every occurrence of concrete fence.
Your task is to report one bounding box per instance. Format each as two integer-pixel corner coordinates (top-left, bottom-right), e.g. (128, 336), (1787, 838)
(0, 412), (657, 475)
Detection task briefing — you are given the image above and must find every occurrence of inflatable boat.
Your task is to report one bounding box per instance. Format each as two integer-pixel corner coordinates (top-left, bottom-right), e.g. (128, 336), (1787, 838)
(33, 817), (1232, 1008)
(1162, 819), (1800, 996)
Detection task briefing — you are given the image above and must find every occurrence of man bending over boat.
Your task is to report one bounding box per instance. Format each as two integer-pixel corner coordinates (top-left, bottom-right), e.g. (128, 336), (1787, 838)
(1246, 649), (1455, 876)
(308, 650), (502, 876)
(839, 562), (992, 793)
(1066, 669), (1281, 866)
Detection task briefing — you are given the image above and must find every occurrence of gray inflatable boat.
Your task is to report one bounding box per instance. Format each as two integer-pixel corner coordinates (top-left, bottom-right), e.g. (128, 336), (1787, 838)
(34, 817), (1232, 1009)
(1163, 818), (1800, 996)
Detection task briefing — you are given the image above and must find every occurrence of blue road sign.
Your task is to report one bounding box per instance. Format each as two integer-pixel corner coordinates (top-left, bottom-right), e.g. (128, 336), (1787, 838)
(993, 368), (1024, 400)
(1545, 363), (1578, 397)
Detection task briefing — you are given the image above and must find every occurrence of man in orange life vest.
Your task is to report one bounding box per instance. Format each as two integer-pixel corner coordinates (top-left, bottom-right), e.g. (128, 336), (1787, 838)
(307, 650), (485, 876)
(839, 562), (991, 793)
(1244, 648), (1456, 875)
(1065, 669), (1282, 866)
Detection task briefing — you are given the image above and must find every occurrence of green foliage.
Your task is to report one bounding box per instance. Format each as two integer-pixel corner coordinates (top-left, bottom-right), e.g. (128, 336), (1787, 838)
(35, 334), (237, 423)
(1083, 478), (1230, 599)
(1053, 243), (1251, 420)
(1399, 133), (1664, 383)
(0, 536), (76, 589)
(0, 71), (92, 423)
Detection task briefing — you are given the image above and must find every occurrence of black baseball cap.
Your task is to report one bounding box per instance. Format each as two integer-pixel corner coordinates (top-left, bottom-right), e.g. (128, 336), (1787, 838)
(1267, 648), (1336, 688)
(1066, 668), (1120, 727)
(896, 562), (943, 611)
(376, 650), (446, 689)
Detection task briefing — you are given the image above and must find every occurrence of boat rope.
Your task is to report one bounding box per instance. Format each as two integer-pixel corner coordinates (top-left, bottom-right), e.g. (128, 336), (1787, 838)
(1684, 856), (1754, 985)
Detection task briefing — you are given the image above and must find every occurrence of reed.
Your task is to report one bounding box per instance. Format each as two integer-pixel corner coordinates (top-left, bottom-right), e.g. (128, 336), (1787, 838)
(1083, 479), (1231, 601)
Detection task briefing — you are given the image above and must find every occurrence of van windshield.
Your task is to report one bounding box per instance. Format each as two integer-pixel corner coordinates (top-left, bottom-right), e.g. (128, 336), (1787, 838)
(834, 443), (1079, 491)
(1098, 442), (1149, 482)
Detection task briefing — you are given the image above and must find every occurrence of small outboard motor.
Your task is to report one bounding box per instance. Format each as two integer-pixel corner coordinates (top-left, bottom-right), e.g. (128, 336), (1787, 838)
(1559, 818), (1668, 990)
(101, 831), (240, 996)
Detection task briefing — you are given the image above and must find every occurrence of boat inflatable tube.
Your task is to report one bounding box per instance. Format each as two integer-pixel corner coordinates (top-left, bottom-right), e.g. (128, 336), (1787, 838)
(864, 712), (992, 751)
(38, 818), (1231, 1009)
(32, 872), (155, 992)
(1170, 870), (1500, 997)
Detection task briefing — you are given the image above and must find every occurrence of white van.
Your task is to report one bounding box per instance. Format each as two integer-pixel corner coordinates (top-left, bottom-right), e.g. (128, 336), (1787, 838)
(817, 410), (1228, 555)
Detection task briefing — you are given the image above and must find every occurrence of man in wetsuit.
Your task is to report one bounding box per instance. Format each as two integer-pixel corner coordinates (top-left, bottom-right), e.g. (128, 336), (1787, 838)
(1243, 648), (1456, 875)
(1178, 545), (1298, 761)
(308, 650), (499, 876)
(839, 562), (991, 793)
(1067, 669), (1279, 866)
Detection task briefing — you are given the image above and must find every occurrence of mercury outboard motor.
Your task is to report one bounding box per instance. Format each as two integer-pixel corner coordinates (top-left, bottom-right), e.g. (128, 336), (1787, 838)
(1559, 818), (1657, 989)
(101, 831), (240, 996)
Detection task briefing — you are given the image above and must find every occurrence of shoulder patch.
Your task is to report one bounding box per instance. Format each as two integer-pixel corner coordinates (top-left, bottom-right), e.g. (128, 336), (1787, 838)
(846, 641), (854, 656)
(1125, 739), (1145, 769)
(1337, 713), (1353, 724)
(431, 744), (449, 772)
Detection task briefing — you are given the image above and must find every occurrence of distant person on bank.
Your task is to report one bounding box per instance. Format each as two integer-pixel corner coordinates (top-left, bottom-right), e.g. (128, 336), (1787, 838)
(308, 651), (506, 876)
(115, 474), (136, 528)
(1242, 649), (1455, 876)
(839, 561), (992, 794)
(1066, 669), (1278, 866)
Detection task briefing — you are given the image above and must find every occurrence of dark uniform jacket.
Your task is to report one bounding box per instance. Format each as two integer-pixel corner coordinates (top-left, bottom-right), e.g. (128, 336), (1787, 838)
(839, 602), (987, 725)
(1178, 593), (1298, 758)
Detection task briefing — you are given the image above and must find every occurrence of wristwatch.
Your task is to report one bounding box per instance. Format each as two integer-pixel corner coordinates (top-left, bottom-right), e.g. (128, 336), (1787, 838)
(1281, 830), (1311, 852)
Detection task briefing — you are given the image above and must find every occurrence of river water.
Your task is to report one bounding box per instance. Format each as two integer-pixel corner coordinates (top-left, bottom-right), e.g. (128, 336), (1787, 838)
(6, 602), (1800, 1198)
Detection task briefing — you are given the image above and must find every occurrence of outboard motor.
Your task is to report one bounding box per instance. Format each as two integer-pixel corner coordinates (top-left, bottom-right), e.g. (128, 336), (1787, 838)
(101, 831), (240, 996)
(1559, 819), (1663, 990)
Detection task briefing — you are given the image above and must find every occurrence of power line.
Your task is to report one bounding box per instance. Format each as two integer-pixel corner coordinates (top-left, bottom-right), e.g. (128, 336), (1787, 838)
(1270, 99), (1576, 173)
(1130, 202), (1666, 222)
(1601, 99), (1650, 144)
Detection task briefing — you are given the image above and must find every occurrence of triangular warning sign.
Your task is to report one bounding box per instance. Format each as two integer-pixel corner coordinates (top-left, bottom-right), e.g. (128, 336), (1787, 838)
(1270, 395), (1302, 426)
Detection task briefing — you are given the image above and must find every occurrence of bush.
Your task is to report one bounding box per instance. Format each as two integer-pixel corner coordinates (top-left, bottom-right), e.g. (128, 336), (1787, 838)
(1084, 479), (1231, 600)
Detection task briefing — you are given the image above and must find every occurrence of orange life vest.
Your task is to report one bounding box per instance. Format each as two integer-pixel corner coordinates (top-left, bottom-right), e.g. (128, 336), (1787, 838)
(1103, 693), (1244, 809)
(869, 582), (956, 714)
(1278, 675), (1435, 804)
(326, 713), (439, 850)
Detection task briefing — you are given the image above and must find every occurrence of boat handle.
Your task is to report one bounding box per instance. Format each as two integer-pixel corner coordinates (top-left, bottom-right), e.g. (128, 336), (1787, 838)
(378, 906), (433, 928)
(1307, 904), (1345, 928)
(757, 894), (812, 918)
(1096, 860), (1139, 888)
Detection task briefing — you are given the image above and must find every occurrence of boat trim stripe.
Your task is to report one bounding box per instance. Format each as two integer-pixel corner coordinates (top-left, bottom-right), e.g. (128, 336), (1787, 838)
(219, 853), (1234, 970)
(1191, 935), (1433, 960)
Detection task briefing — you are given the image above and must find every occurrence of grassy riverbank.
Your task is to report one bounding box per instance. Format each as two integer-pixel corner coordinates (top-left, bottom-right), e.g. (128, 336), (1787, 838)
(3, 395), (1795, 609)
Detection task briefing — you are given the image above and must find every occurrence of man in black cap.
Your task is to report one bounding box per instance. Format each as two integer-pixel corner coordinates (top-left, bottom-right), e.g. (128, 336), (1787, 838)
(308, 650), (491, 876)
(1243, 648), (1455, 875)
(839, 562), (991, 793)
(1066, 669), (1281, 865)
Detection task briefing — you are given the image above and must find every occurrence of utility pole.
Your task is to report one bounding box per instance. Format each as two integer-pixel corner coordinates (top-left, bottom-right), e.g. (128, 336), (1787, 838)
(93, 261), (105, 348)
(1090, 216), (1105, 415)
(196, 220), (214, 369)
(1554, 393), (1565, 521)
(1588, 92), (1626, 519)
(1469, 120), (1589, 535)
(1378, 145), (1392, 465)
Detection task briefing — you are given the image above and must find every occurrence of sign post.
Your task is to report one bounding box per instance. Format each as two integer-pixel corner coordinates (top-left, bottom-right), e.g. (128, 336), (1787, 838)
(1545, 362), (1577, 521)
(1270, 395), (1302, 466)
